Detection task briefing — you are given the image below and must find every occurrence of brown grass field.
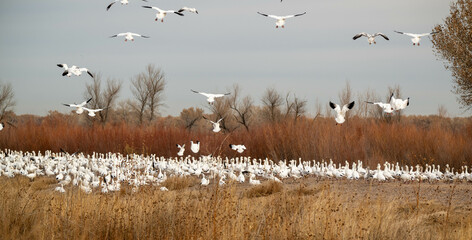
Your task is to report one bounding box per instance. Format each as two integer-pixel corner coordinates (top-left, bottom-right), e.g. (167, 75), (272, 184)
(1, 176), (471, 239)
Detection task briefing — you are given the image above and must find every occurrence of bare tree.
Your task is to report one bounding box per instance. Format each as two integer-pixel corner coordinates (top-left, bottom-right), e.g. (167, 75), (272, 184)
(180, 107), (203, 130)
(228, 84), (254, 131)
(292, 95), (307, 122)
(144, 64), (166, 122)
(0, 82), (15, 121)
(261, 87), (283, 123)
(85, 73), (122, 123)
(130, 64), (166, 124)
(437, 104), (448, 117)
(356, 88), (382, 118)
(432, 0), (472, 110)
(130, 73), (150, 125)
(209, 96), (237, 132)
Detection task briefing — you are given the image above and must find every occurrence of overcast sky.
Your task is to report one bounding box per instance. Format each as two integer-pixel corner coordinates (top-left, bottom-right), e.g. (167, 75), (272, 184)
(0, 0), (468, 117)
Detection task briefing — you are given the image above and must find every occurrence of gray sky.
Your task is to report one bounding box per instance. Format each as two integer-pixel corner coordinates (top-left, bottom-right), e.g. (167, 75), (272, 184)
(0, 0), (468, 117)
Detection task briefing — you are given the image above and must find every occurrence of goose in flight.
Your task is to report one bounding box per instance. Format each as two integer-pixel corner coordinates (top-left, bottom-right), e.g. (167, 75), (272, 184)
(63, 98), (92, 115)
(202, 116), (223, 132)
(83, 107), (106, 117)
(389, 93), (409, 111)
(366, 101), (394, 115)
(257, 12), (306, 28)
(329, 101), (355, 125)
(191, 89), (230, 104)
(176, 144), (185, 156)
(110, 32), (149, 42)
(394, 30), (439, 46)
(0, 121), (17, 131)
(190, 140), (200, 153)
(142, 6), (184, 22)
(107, 0), (148, 11)
(57, 64), (94, 78)
(178, 7), (198, 14)
(229, 144), (246, 154)
(353, 32), (389, 45)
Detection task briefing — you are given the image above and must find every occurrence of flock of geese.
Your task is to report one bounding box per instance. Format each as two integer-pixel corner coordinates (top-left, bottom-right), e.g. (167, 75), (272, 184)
(0, 149), (470, 194)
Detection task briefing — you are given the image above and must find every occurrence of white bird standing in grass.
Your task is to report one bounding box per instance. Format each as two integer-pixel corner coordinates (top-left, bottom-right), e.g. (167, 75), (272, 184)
(142, 6), (184, 22)
(107, 0), (148, 11)
(257, 12), (306, 28)
(394, 30), (439, 46)
(57, 64), (94, 78)
(191, 90), (230, 104)
(110, 32), (150, 42)
(366, 101), (394, 115)
(329, 101), (355, 125)
(63, 98), (92, 115)
(201, 174), (209, 186)
(203, 116), (223, 133)
(389, 93), (409, 111)
(176, 144), (185, 156)
(190, 141), (200, 153)
(353, 32), (389, 45)
(178, 7), (198, 14)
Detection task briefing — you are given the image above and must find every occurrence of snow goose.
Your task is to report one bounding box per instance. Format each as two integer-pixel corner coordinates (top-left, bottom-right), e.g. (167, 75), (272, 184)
(83, 107), (106, 117)
(178, 7), (198, 14)
(257, 12), (306, 28)
(176, 144), (185, 156)
(203, 116), (223, 132)
(110, 32), (150, 42)
(249, 173), (261, 185)
(0, 123), (3, 131)
(63, 98), (92, 115)
(394, 30), (439, 46)
(107, 0), (148, 11)
(57, 64), (93, 78)
(329, 101), (355, 125)
(229, 144), (246, 154)
(55, 184), (66, 193)
(190, 140), (200, 153)
(353, 32), (389, 45)
(191, 89), (230, 104)
(201, 174), (209, 186)
(366, 101), (394, 115)
(389, 93), (409, 111)
(142, 6), (184, 22)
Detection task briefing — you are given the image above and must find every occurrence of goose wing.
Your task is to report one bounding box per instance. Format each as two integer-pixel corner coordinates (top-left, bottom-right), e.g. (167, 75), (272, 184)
(57, 63), (68, 69)
(353, 32), (368, 40)
(329, 101), (341, 114)
(341, 101), (355, 114)
(142, 6), (163, 12)
(130, 33), (149, 38)
(191, 89), (211, 98)
(257, 12), (281, 20)
(106, 1), (118, 11)
(394, 30), (417, 37)
(374, 32), (389, 40)
(282, 12), (306, 19)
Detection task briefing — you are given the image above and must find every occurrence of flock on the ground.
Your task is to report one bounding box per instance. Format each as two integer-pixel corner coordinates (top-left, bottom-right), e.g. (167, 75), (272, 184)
(0, 149), (470, 194)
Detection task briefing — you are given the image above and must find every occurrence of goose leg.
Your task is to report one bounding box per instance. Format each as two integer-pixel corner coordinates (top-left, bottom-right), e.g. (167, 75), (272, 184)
(276, 26), (278, 28)
(418, 42), (420, 46)
(125, 39), (127, 42)
(161, 19), (164, 22)
(282, 25), (284, 28)
(413, 43), (416, 46)
(155, 18), (158, 21)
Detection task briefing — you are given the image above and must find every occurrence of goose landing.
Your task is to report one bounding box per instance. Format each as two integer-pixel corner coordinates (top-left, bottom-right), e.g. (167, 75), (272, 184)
(394, 30), (439, 46)
(257, 12), (306, 28)
(329, 101), (355, 125)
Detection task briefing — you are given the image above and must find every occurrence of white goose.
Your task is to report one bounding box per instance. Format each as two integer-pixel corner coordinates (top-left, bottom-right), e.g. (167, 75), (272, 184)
(142, 6), (184, 22)
(190, 140), (200, 153)
(0, 123), (3, 131)
(57, 64), (94, 78)
(257, 12), (306, 28)
(389, 93), (409, 111)
(366, 101), (394, 115)
(83, 107), (106, 117)
(329, 101), (355, 125)
(394, 30), (439, 46)
(229, 144), (246, 154)
(63, 98), (92, 115)
(107, 0), (148, 11)
(201, 174), (209, 186)
(176, 144), (185, 156)
(178, 7), (198, 14)
(110, 32), (150, 42)
(191, 89), (230, 104)
(353, 32), (389, 45)
(203, 116), (223, 133)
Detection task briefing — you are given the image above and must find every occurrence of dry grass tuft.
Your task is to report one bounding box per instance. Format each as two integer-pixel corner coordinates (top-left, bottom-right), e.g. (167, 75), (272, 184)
(244, 180), (283, 198)
(161, 176), (200, 190)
